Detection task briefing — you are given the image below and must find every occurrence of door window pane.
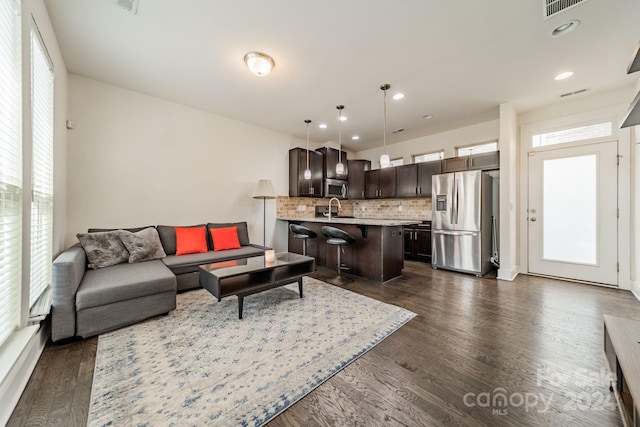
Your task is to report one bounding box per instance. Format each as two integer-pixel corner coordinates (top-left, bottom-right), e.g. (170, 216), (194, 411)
(542, 154), (597, 264)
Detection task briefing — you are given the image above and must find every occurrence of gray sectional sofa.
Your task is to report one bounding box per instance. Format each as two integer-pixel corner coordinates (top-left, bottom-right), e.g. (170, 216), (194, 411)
(51, 222), (267, 341)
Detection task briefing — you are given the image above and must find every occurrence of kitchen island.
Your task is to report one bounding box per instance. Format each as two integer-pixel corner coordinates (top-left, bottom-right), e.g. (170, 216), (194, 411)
(278, 217), (421, 283)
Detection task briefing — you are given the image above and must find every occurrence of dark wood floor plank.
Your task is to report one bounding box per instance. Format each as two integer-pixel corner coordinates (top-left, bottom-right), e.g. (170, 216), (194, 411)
(8, 262), (640, 426)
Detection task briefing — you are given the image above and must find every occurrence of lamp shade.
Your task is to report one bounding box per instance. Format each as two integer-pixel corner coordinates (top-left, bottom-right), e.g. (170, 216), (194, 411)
(252, 179), (276, 199)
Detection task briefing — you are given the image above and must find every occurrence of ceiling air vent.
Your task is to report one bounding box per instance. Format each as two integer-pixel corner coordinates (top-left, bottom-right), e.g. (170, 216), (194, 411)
(391, 128), (404, 134)
(560, 88), (588, 98)
(544, 0), (588, 18)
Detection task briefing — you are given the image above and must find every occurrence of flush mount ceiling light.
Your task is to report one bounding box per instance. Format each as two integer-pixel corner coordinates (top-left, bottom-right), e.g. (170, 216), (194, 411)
(555, 71), (574, 80)
(318, 123), (327, 129)
(244, 52), (275, 77)
(551, 20), (580, 37)
(392, 93), (405, 100)
(352, 135), (360, 140)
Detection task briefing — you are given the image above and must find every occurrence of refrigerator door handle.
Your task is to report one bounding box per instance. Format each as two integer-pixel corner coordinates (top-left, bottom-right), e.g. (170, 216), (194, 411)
(451, 174), (458, 224)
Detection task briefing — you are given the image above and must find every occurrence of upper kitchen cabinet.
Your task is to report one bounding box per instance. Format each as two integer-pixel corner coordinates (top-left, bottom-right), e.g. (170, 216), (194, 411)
(347, 159), (370, 199)
(289, 147), (323, 197)
(469, 151), (499, 171)
(396, 160), (442, 198)
(365, 168), (397, 199)
(417, 160), (442, 197)
(442, 156), (469, 173)
(442, 151), (499, 173)
(396, 164), (418, 197)
(316, 147), (348, 180)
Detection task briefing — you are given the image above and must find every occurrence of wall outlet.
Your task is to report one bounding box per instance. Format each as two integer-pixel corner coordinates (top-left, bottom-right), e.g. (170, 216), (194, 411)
(361, 206), (366, 211)
(398, 205), (403, 211)
(298, 205), (307, 212)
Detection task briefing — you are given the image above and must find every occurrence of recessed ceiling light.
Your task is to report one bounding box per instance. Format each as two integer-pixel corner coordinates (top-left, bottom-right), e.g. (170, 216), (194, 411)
(339, 116), (347, 122)
(555, 71), (574, 80)
(392, 93), (405, 100)
(318, 123), (327, 129)
(422, 114), (433, 120)
(551, 20), (580, 37)
(351, 135), (360, 140)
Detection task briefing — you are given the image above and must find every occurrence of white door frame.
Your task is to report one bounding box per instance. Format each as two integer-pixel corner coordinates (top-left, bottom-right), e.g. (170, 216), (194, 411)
(518, 105), (633, 290)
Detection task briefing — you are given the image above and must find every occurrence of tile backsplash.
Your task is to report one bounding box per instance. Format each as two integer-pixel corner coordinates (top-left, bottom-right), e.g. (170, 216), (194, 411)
(277, 196), (432, 221)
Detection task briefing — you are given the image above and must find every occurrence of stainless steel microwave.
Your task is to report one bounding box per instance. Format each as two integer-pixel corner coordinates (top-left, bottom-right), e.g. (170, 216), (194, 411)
(324, 179), (348, 199)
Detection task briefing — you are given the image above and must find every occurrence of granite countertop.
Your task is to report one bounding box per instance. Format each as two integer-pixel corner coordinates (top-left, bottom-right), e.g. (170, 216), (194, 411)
(277, 217), (422, 226)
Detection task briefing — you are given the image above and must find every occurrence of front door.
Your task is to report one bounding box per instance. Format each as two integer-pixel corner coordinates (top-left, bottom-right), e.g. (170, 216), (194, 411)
(527, 141), (618, 286)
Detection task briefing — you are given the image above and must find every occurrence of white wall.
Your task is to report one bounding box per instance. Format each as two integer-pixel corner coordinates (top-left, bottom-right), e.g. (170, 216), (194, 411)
(66, 75), (304, 251)
(353, 120), (499, 167)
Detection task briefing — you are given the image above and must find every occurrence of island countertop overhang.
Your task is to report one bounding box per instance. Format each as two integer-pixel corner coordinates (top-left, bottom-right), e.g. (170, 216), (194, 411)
(277, 217), (423, 226)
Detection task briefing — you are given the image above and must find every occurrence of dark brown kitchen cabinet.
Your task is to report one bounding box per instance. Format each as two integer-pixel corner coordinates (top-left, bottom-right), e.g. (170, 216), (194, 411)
(403, 222), (432, 263)
(365, 168), (397, 199)
(469, 151), (500, 171)
(396, 160), (442, 198)
(396, 164), (418, 197)
(316, 147), (348, 180)
(347, 159), (370, 199)
(442, 156), (469, 173)
(417, 160), (442, 197)
(289, 147), (323, 197)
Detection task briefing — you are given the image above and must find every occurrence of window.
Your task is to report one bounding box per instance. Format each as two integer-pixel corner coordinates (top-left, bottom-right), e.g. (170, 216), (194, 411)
(532, 122), (612, 148)
(29, 26), (54, 308)
(457, 142), (498, 157)
(0, 0), (23, 347)
(389, 157), (404, 167)
(413, 151), (444, 163)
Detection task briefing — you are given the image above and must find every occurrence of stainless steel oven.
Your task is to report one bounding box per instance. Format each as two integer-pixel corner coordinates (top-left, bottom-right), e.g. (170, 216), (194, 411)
(324, 179), (348, 199)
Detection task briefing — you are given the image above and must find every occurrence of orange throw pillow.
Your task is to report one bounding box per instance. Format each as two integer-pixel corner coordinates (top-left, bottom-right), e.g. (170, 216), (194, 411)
(175, 227), (208, 255)
(210, 226), (241, 251)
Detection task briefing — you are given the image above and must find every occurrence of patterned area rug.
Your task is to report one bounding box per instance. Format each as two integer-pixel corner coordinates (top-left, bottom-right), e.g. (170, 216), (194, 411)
(88, 277), (416, 426)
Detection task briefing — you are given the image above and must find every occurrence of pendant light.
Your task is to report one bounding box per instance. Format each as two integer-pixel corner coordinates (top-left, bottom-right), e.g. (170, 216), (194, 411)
(380, 84), (391, 168)
(304, 119), (312, 180)
(336, 105), (345, 175)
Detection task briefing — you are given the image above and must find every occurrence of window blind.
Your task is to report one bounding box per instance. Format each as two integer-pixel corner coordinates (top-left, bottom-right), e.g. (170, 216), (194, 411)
(29, 26), (53, 308)
(0, 0), (23, 346)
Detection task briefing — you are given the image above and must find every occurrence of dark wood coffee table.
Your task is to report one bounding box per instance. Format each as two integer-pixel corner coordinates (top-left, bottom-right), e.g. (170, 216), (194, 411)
(199, 252), (315, 319)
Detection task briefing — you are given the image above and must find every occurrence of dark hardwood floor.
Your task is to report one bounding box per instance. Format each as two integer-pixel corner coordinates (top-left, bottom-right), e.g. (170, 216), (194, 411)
(8, 262), (640, 426)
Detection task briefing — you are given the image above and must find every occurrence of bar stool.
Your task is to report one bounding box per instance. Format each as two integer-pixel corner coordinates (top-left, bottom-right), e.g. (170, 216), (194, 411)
(289, 224), (317, 256)
(321, 226), (355, 286)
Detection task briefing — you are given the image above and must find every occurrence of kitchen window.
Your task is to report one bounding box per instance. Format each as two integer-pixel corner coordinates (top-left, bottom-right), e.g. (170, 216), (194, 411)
(413, 151), (444, 163)
(457, 142), (498, 157)
(0, 0), (22, 347)
(389, 157), (404, 166)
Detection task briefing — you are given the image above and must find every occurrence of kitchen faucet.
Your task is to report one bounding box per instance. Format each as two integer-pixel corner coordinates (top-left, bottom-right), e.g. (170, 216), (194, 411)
(326, 197), (342, 220)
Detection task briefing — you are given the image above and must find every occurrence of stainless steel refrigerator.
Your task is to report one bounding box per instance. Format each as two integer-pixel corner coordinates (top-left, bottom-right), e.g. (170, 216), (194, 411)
(432, 170), (492, 276)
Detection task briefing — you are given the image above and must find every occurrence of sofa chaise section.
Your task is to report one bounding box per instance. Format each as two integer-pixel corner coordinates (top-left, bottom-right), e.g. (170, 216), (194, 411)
(52, 244), (177, 341)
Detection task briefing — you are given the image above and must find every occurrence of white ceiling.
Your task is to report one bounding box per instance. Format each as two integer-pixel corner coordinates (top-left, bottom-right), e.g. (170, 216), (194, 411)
(44, 0), (640, 151)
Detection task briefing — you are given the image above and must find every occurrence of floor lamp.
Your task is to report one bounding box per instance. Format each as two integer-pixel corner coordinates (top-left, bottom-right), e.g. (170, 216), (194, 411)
(252, 179), (276, 246)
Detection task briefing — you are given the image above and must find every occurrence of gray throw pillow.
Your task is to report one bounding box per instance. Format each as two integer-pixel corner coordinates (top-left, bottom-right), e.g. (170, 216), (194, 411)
(77, 231), (129, 269)
(117, 227), (167, 263)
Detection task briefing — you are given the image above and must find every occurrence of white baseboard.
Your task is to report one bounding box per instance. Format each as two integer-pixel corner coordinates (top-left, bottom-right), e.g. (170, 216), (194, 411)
(497, 265), (519, 281)
(0, 322), (49, 426)
(632, 282), (640, 301)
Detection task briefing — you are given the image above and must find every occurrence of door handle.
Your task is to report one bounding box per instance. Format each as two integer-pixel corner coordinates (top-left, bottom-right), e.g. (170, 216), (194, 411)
(530, 217), (537, 222)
